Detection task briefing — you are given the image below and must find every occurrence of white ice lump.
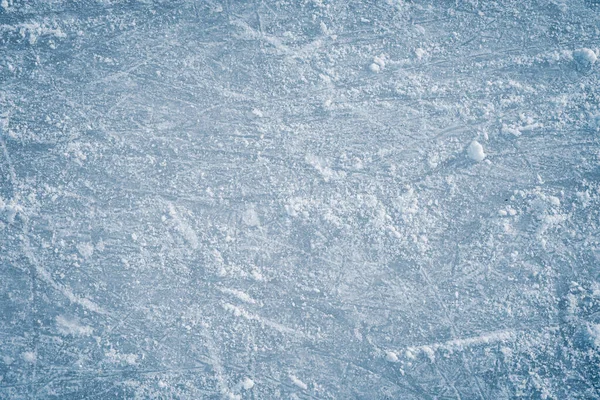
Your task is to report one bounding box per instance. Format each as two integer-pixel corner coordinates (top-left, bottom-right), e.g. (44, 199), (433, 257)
(467, 140), (486, 162)
(573, 48), (597, 67)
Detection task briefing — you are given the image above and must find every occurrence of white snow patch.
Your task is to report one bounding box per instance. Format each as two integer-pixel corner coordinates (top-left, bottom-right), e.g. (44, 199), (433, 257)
(305, 154), (344, 182)
(587, 323), (600, 349)
(56, 315), (93, 336)
(105, 348), (138, 365)
(241, 377), (255, 390)
(224, 303), (243, 317)
(502, 124), (522, 137)
(319, 21), (329, 35)
(370, 54), (386, 73)
(167, 203), (199, 249)
(76, 242), (94, 259)
(96, 240), (105, 252)
(3, 201), (23, 224)
(124, 353), (138, 365)
(220, 287), (256, 304)
(289, 374), (308, 390)
(222, 303), (301, 337)
(285, 197), (310, 218)
(395, 186), (419, 216)
(3, 22), (66, 45)
(422, 346), (435, 362)
(500, 346), (512, 358)
(20, 231), (107, 315)
(467, 140), (486, 162)
(22, 351), (36, 363)
(405, 329), (515, 357)
(251, 269), (265, 281)
(547, 195), (560, 207)
(415, 48), (427, 60)
(242, 207), (260, 227)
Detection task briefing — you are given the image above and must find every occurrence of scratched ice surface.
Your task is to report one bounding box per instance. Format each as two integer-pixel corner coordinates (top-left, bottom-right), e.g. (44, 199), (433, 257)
(1, 1), (600, 398)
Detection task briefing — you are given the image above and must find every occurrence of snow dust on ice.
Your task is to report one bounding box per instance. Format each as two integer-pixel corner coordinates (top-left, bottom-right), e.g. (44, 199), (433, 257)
(1, 0), (600, 399)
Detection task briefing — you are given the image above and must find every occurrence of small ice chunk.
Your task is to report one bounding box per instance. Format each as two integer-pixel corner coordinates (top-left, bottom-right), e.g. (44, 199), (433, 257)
(5, 202), (22, 224)
(373, 55), (386, 69)
(289, 374), (308, 390)
(467, 140), (486, 162)
(369, 63), (380, 73)
(574, 48), (597, 66)
(548, 196), (560, 207)
(385, 351), (399, 362)
(241, 377), (255, 390)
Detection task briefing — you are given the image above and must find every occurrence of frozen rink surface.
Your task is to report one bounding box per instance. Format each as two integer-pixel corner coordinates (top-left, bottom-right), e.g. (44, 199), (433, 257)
(1, 1), (600, 398)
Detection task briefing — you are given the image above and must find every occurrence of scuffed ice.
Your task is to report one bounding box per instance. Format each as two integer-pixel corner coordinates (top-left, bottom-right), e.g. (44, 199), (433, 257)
(1, 0), (600, 398)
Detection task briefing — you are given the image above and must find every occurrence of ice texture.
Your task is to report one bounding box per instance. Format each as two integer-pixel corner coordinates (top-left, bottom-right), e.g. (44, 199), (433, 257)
(1, 1), (600, 399)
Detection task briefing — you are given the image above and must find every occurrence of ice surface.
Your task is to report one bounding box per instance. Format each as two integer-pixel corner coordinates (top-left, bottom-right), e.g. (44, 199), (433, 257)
(1, 0), (600, 399)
